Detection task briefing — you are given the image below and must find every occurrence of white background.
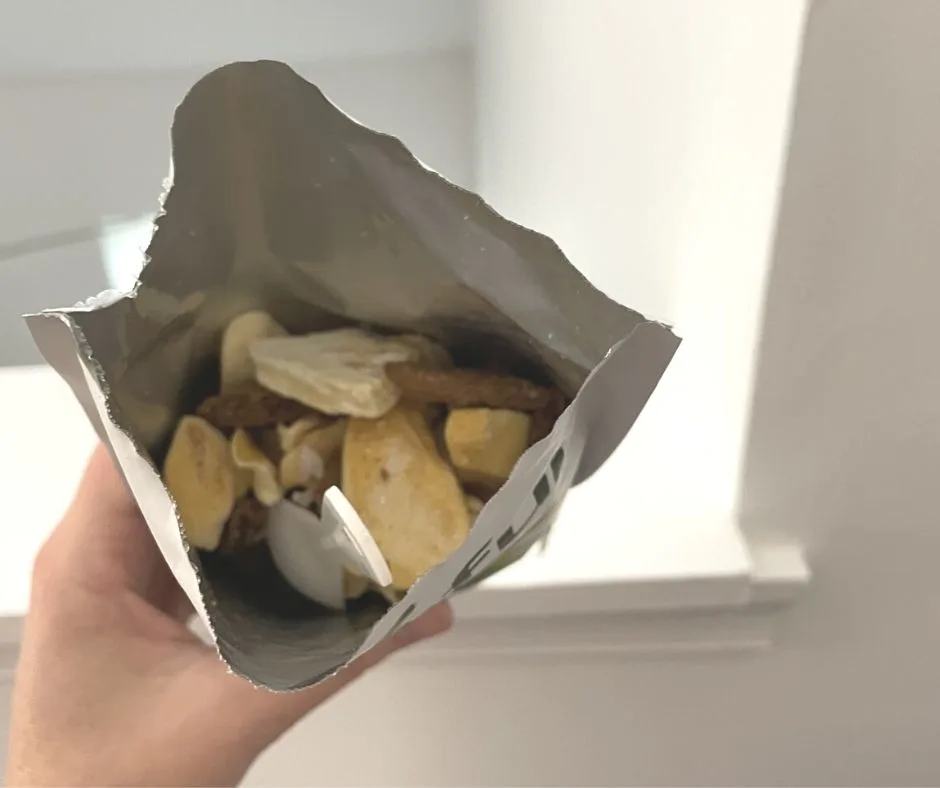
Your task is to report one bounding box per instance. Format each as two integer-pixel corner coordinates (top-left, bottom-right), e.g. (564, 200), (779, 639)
(2, 0), (940, 785)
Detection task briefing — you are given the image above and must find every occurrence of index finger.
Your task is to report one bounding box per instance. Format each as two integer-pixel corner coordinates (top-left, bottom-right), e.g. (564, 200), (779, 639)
(41, 444), (160, 595)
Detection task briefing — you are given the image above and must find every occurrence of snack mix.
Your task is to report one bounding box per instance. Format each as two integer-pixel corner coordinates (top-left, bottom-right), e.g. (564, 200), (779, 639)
(163, 311), (567, 607)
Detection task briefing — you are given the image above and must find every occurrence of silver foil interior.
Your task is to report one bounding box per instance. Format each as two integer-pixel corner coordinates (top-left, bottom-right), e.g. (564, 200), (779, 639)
(26, 61), (680, 690)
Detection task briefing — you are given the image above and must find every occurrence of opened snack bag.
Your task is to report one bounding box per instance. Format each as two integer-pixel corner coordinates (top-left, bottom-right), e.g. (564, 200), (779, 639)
(26, 62), (679, 690)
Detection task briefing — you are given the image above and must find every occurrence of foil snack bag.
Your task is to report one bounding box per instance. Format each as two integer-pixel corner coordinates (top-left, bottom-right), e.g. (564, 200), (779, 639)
(26, 62), (679, 690)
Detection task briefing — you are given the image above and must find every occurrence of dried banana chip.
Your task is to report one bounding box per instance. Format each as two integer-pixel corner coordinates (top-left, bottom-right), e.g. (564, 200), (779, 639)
(163, 415), (236, 551)
(277, 416), (327, 453)
(231, 429), (283, 506)
(279, 442), (324, 491)
(220, 310), (287, 391)
(342, 405), (470, 590)
(279, 420), (347, 491)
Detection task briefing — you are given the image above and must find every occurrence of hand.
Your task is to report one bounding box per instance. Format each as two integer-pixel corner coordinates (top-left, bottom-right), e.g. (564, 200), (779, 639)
(5, 446), (452, 786)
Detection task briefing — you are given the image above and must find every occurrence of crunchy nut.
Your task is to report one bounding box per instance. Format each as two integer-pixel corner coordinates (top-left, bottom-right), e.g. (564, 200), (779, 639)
(220, 310), (287, 391)
(385, 363), (554, 412)
(279, 420), (347, 491)
(342, 405), (470, 590)
(445, 408), (532, 491)
(163, 415), (236, 551)
(250, 327), (423, 418)
(196, 384), (318, 429)
(231, 428), (283, 506)
(219, 496), (269, 553)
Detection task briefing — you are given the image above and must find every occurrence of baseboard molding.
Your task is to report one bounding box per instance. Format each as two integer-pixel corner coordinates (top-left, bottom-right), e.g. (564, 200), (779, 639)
(0, 541), (808, 681)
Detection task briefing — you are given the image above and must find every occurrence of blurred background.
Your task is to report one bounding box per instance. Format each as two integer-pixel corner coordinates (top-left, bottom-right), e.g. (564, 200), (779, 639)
(4, 0), (940, 785)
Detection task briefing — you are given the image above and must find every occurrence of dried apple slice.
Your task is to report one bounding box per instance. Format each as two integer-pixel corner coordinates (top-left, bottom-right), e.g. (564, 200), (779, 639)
(250, 327), (423, 418)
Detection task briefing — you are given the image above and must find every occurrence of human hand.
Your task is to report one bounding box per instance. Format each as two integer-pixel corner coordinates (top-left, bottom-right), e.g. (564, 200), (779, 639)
(5, 446), (452, 786)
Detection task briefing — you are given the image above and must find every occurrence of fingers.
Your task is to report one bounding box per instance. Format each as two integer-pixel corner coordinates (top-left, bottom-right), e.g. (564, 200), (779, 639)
(71, 444), (139, 522)
(36, 444), (163, 600)
(207, 603), (453, 751)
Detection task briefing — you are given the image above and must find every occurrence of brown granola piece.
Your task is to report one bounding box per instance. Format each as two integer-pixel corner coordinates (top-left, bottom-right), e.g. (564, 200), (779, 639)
(218, 496), (269, 553)
(196, 383), (325, 429)
(528, 387), (568, 445)
(385, 363), (554, 412)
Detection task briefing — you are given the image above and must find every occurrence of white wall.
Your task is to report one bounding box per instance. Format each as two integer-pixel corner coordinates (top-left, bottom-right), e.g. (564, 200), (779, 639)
(248, 1), (940, 784)
(7, 1), (940, 785)
(0, 50), (474, 366)
(0, 48), (474, 776)
(476, 0), (807, 530)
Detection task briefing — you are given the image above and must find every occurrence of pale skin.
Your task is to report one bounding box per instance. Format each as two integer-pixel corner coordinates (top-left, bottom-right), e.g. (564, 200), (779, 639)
(4, 446), (452, 786)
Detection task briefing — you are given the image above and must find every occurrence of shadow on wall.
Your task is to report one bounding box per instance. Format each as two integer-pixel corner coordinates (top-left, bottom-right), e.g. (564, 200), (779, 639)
(738, 0), (940, 584)
(0, 245), (109, 367)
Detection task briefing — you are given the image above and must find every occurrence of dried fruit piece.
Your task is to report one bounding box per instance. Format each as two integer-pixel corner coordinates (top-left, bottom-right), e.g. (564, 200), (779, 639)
(233, 462), (253, 500)
(385, 363), (553, 412)
(220, 310), (287, 391)
(445, 408), (532, 491)
(342, 405), (470, 590)
(308, 450), (342, 509)
(391, 334), (453, 368)
(343, 570), (370, 600)
(279, 442), (325, 491)
(465, 494), (485, 521)
(163, 416), (236, 551)
(219, 496), (269, 553)
(231, 429), (283, 506)
(279, 420), (347, 491)
(196, 384), (318, 429)
(250, 328), (423, 418)
(277, 416), (328, 453)
(255, 427), (283, 466)
(528, 387), (567, 445)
